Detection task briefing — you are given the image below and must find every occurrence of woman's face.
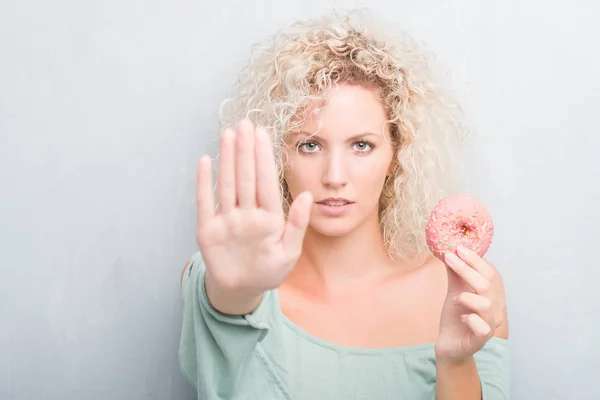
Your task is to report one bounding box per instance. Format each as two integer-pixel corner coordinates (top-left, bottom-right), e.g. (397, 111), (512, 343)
(284, 83), (396, 237)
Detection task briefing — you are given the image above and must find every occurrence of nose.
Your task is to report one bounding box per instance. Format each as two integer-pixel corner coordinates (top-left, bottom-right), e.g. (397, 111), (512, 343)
(321, 150), (348, 189)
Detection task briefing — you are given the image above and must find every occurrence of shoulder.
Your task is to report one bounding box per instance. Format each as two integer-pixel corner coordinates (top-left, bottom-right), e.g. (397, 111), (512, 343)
(180, 259), (191, 288)
(180, 251), (204, 290)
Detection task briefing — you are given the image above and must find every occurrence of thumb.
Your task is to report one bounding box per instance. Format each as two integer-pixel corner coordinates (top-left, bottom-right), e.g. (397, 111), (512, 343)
(281, 191), (313, 258)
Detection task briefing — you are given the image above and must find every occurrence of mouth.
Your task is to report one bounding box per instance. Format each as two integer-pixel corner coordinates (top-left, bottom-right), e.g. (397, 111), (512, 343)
(316, 198), (354, 206)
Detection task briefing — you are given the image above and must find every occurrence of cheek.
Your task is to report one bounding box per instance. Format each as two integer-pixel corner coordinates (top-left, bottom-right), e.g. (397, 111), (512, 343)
(284, 162), (317, 193)
(351, 164), (388, 202)
(351, 159), (389, 184)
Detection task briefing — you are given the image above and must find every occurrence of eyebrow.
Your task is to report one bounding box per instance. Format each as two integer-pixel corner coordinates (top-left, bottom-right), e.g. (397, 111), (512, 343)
(292, 131), (381, 142)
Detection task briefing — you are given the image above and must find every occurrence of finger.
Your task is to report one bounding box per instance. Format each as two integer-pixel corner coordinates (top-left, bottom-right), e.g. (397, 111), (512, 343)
(196, 156), (215, 228)
(218, 128), (236, 213)
(456, 246), (495, 280)
(445, 252), (490, 293)
(461, 313), (492, 338)
(455, 292), (492, 315)
(255, 126), (282, 213)
(235, 119), (257, 209)
(281, 192), (313, 258)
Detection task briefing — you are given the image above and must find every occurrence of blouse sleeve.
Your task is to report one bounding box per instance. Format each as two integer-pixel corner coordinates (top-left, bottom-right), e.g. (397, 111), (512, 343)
(474, 337), (510, 399)
(178, 251), (290, 399)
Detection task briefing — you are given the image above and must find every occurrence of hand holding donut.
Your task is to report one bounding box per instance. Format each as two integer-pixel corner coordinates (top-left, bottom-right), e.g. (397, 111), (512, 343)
(427, 194), (508, 363)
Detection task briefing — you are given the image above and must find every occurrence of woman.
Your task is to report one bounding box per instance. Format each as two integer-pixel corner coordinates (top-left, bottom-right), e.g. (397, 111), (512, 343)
(179, 9), (509, 400)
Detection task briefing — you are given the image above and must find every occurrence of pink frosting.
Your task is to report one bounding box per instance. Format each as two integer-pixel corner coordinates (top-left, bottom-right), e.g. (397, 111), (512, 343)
(425, 194), (494, 260)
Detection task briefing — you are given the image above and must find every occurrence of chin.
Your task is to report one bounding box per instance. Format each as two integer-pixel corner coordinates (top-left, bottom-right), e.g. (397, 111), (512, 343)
(308, 217), (360, 237)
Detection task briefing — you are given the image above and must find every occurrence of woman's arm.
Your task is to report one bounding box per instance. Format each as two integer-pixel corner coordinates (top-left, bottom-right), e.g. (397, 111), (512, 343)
(436, 318), (509, 400)
(436, 356), (482, 399)
(182, 256), (264, 315)
(179, 251), (290, 399)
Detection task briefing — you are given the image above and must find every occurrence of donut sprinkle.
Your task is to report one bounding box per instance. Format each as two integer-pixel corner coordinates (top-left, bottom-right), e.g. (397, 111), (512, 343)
(425, 194), (494, 260)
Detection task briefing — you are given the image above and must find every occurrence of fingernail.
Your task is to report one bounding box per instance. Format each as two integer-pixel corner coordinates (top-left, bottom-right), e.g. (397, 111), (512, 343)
(302, 192), (313, 205)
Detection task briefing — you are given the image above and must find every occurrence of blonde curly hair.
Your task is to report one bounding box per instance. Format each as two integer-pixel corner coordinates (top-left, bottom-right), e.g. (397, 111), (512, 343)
(218, 9), (468, 263)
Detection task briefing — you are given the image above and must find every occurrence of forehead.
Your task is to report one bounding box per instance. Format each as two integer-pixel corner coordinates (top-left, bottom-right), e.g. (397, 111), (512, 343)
(293, 84), (390, 138)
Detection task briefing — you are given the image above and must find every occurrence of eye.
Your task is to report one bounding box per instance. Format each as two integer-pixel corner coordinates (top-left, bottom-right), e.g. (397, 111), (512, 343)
(298, 141), (320, 153)
(353, 141), (374, 152)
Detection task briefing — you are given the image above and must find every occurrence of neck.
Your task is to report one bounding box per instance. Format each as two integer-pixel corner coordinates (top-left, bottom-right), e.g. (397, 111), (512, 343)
(288, 212), (399, 293)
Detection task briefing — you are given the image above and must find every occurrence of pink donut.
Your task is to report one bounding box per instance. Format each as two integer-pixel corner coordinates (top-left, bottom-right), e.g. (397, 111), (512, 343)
(425, 194), (494, 261)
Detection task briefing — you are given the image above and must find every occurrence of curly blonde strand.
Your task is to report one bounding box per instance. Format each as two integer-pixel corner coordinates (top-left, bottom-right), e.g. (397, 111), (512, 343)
(219, 9), (468, 263)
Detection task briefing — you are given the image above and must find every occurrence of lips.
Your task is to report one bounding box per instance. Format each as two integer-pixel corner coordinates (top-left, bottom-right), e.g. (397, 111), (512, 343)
(316, 198), (354, 206)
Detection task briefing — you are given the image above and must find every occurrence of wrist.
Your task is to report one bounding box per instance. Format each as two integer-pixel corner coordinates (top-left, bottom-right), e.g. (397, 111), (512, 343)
(435, 353), (481, 400)
(435, 352), (476, 368)
(204, 269), (264, 315)
(434, 344), (476, 367)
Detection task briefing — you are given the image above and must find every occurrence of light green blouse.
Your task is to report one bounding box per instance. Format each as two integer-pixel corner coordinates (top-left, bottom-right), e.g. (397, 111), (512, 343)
(179, 251), (510, 399)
